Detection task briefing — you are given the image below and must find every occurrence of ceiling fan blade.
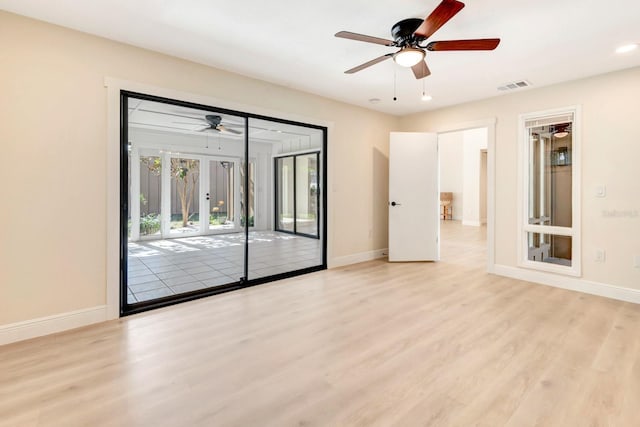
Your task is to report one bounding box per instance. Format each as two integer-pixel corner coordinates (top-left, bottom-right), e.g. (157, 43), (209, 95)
(195, 126), (211, 132)
(345, 54), (393, 74)
(426, 38), (500, 51)
(217, 125), (242, 135)
(411, 60), (431, 79)
(414, 0), (465, 39)
(335, 31), (395, 46)
(218, 123), (244, 128)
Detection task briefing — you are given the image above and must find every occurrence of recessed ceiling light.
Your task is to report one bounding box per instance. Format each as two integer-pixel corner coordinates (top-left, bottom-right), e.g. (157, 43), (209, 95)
(616, 43), (638, 54)
(421, 94), (433, 102)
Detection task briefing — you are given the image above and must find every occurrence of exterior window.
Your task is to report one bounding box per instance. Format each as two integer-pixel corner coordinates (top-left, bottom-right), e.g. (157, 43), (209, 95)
(519, 107), (580, 275)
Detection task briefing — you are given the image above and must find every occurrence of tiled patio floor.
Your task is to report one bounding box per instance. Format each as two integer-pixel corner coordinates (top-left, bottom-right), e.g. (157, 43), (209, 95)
(127, 231), (322, 303)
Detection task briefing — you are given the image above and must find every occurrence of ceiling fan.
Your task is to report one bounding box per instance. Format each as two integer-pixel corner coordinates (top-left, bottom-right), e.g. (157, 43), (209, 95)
(335, 0), (500, 79)
(175, 115), (243, 135)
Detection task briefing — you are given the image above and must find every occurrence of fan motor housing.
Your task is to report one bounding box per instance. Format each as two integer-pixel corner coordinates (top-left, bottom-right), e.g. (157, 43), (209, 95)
(391, 18), (426, 46)
(205, 115), (222, 126)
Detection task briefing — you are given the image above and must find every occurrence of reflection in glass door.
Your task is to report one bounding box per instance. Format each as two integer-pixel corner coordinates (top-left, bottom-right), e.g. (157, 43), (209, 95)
(275, 152), (320, 237)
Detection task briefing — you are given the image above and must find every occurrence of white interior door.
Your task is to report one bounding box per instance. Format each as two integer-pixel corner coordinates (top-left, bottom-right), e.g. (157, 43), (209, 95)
(389, 132), (439, 261)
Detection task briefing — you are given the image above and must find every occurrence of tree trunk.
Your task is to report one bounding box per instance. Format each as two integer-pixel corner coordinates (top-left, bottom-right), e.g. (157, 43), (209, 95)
(179, 179), (189, 227)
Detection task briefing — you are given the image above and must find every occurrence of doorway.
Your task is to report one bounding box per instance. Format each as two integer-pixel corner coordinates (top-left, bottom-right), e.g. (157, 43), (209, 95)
(437, 127), (490, 264)
(121, 92), (327, 314)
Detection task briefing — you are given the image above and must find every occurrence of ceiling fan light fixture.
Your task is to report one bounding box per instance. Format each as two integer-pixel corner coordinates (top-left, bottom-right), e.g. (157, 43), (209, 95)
(554, 131), (569, 138)
(393, 47), (425, 67)
(421, 93), (433, 102)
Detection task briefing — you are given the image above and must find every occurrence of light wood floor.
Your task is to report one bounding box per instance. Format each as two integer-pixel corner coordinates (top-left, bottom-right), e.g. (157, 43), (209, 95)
(2, 221), (639, 426)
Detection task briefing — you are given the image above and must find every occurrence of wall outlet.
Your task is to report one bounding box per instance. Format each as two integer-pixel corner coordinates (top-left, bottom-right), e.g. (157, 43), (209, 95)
(594, 248), (606, 263)
(595, 185), (606, 198)
(635, 255), (640, 269)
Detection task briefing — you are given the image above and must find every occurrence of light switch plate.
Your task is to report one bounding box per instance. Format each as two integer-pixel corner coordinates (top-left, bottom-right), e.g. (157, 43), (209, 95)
(635, 255), (640, 269)
(595, 249), (606, 263)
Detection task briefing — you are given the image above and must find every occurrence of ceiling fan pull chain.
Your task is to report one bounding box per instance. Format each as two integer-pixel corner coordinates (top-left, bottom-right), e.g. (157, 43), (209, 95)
(393, 66), (397, 101)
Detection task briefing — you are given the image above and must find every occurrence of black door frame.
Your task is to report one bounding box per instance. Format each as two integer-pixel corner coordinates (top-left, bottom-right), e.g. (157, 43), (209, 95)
(120, 91), (327, 316)
(274, 151), (321, 239)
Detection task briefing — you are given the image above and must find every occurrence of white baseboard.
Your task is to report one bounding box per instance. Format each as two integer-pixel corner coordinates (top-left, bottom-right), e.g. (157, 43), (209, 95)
(0, 306), (108, 346)
(462, 220), (482, 227)
(493, 264), (640, 304)
(329, 248), (388, 269)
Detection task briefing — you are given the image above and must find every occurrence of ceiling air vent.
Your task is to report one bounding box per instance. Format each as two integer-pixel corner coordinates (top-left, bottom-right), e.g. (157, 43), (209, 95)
(497, 80), (532, 91)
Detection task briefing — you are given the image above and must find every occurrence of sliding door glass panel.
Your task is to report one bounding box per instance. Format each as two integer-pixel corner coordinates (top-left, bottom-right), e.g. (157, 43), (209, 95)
(247, 118), (324, 280)
(276, 157), (295, 232)
(295, 153), (319, 237)
(125, 96), (246, 307)
(169, 156), (200, 236)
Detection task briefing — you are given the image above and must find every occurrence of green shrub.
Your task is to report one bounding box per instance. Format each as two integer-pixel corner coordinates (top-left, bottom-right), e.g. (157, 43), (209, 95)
(140, 214), (161, 235)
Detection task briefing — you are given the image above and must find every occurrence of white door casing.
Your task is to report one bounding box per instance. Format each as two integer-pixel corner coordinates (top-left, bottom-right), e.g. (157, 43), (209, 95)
(388, 132), (439, 262)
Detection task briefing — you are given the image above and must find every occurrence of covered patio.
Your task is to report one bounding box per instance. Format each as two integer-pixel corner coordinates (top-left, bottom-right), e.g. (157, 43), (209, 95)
(127, 231), (321, 303)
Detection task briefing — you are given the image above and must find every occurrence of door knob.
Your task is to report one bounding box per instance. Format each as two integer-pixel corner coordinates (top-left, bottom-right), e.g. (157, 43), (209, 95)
(390, 201), (401, 207)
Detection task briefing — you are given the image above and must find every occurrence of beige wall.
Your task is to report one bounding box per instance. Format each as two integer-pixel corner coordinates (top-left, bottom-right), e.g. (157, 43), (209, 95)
(0, 11), (398, 325)
(400, 66), (640, 290)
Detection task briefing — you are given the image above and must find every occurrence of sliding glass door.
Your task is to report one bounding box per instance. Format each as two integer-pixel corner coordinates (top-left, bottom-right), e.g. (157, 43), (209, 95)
(122, 92), (326, 315)
(275, 152), (320, 238)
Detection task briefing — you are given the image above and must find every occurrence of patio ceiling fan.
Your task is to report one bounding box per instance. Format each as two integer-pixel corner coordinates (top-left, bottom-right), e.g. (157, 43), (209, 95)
(335, 0), (500, 79)
(175, 115), (243, 135)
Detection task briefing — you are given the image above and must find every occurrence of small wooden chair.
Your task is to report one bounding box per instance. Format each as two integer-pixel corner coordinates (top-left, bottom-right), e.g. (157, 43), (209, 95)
(440, 192), (453, 220)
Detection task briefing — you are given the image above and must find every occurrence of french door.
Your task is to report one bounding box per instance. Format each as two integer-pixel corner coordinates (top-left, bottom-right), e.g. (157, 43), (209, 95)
(275, 152), (320, 238)
(130, 153), (241, 240)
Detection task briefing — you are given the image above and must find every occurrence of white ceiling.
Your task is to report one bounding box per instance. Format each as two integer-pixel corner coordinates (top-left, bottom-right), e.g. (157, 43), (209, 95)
(1, 0), (639, 115)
